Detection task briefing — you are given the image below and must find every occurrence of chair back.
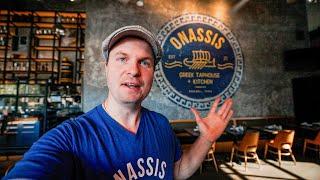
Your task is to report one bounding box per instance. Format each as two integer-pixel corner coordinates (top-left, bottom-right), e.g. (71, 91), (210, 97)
(238, 131), (259, 151)
(211, 142), (216, 152)
(274, 130), (295, 147)
(314, 131), (320, 143)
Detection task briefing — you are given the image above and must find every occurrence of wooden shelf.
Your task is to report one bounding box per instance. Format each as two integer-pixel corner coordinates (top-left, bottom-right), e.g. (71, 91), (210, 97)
(33, 58), (58, 62)
(34, 34), (57, 40)
(11, 22), (32, 27)
(58, 12), (78, 18)
(34, 11), (56, 18)
(5, 70), (29, 74)
(33, 71), (57, 74)
(34, 46), (55, 51)
(34, 22), (54, 28)
(11, 11), (32, 16)
(0, 22), (8, 26)
(0, 10), (9, 15)
(60, 78), (73, 82)
(0, 32), (15, 37)
(79, 13), (86, 19)
(61, 23), (77, 29)
(57, 46), (77, 51)
(11, 58), (29, 61)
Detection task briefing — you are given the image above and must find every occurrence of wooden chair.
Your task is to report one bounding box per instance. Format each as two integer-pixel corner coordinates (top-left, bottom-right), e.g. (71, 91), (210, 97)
(200, 142), (218, 173)
(5, 161), (16, 176)
(230, 131), (260, 171)
(264, 130), (296, 166)
(303, 131), (320, 158)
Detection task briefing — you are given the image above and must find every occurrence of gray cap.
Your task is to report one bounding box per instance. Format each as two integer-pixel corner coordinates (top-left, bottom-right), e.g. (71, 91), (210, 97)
(101, 25), (162, 65)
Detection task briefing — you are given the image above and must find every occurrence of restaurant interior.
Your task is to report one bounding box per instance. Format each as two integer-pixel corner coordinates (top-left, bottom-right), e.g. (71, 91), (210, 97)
(0, 0), (320, 179)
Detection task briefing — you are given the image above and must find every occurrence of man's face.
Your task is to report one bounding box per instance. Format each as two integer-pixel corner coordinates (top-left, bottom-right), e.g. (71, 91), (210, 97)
(105, 37), (155, 105)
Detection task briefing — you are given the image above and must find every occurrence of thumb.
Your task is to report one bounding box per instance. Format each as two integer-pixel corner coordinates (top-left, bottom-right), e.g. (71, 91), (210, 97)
(190, 107), (202, 124)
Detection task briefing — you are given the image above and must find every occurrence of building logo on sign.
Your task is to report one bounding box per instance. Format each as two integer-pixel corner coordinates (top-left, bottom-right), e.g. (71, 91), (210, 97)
(155, 14), (244, 110)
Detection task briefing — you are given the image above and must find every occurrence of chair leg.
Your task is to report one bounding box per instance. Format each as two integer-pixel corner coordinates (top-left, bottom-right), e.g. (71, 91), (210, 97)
(264, 144), (268, 159)
(255, 153), (261, 168)
(303, 140), (307, 156)
(244, 152), (247, 171)
(230, 147), (234, 165)
(278, 149), (282, 167)
(289, 148), (296, 165)
(212, 153), (218, 172)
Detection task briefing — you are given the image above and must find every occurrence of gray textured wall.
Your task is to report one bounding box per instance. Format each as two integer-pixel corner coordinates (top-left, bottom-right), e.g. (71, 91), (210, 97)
(84, 0), (311, 120)
(306, 2), (320, 31)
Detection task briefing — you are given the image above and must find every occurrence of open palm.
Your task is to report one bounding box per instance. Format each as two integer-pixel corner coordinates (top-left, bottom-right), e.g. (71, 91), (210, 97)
(191, 97), (233, 143)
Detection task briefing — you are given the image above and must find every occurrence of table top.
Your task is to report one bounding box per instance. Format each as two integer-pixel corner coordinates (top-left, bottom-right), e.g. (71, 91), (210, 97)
(184, 128), (200, 137)
(248, 126), (279, 134)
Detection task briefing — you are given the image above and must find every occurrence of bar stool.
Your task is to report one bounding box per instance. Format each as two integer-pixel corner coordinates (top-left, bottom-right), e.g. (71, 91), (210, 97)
(303, 131), (320, 158)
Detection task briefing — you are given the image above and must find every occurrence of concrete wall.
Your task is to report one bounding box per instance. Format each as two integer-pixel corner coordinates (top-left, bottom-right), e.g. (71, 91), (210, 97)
(306, 2), (320, 31)
(84, 0), (312, 120)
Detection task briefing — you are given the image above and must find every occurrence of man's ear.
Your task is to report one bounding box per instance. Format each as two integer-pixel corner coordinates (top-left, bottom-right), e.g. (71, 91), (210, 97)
(104, 62), (109, 77)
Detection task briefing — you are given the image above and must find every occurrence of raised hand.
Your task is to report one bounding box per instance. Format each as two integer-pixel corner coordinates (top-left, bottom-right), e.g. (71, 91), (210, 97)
(191, 97), (233, 143)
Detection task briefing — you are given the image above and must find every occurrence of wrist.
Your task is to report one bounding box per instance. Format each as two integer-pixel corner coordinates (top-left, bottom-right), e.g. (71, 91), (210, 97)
(199, 134), (215, 145)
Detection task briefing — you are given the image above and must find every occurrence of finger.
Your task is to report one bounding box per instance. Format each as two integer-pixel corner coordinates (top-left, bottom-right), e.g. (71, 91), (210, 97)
(190, 108), (202, 124)
(209, 97), (221, 115)
(217, 98), (231, 116)
(222, 99), (233, 119)
(225, 110), (234, 122)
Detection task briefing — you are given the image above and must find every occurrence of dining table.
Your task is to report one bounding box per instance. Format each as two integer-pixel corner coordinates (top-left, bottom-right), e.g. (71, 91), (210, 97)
(184, 127), (245, 142)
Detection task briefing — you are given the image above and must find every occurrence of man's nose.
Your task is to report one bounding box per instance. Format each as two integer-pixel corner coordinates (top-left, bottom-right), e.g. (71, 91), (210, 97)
(127, 61), (140, 77)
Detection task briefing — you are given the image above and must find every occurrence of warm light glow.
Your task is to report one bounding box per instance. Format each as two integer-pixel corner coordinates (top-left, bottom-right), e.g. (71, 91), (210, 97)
(136, 0), (144, 7)
(146, 0), (231, 24)
(179, 0), (201, 14)
(177, 0), (230, 22)
(209, 1), (229, 22)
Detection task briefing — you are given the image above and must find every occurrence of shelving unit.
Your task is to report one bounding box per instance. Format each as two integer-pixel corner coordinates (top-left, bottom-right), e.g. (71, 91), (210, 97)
(0, 79), (46, 151)
(0, 79), (47, 115)
(0, 10), (85, 152)
(0, 10), (86, 85)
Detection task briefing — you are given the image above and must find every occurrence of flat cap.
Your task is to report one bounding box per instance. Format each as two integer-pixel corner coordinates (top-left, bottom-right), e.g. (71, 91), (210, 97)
(101, 25), (162, 65)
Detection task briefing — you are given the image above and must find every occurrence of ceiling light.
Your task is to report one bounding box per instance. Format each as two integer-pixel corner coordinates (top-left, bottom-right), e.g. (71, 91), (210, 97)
(136, 0), (144, 7)
(308, 0), (319, 2)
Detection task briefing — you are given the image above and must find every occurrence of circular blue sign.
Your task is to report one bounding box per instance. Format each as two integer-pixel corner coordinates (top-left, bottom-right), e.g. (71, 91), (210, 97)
(155, 14), (244, 110)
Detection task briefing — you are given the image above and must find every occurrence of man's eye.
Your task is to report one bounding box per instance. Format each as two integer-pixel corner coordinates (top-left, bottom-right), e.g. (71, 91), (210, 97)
(140, 59), (151, 67)
(117, 57), (126, 63)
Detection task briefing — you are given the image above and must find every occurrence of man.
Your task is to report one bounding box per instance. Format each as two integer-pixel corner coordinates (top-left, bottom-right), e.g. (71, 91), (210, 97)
(4, 25), (233, 179)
